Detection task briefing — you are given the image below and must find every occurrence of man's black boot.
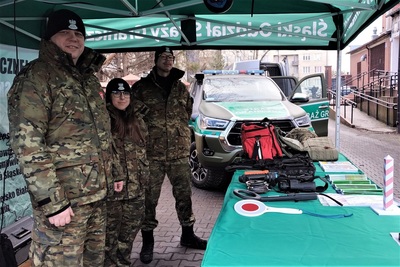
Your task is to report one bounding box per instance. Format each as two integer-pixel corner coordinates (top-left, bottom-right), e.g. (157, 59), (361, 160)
(180, 225), (207, 250)
(140, 230), (154, 264)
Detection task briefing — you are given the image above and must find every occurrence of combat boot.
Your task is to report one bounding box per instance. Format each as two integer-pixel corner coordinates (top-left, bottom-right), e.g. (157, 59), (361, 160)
(140, 230), (154, 264)
(180, 225), (207, 250)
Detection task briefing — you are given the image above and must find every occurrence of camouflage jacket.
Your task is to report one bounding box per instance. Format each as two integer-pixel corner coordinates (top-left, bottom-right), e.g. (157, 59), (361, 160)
(132, 67), (192, 161)
(8, 40), (119, 217)
(106, 105), (149, 201)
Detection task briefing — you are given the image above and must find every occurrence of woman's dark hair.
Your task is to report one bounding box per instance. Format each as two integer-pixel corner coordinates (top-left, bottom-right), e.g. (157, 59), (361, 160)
(108, 106), (144, 144)
(106, 78), (145, 144)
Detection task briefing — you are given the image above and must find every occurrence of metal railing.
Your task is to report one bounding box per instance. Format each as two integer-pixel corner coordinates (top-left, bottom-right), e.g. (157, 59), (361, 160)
(354, 91), (397, 126)
(351, 69), (398, 97)
(329, 70), (398, 127)
(328, 90), (357, 124)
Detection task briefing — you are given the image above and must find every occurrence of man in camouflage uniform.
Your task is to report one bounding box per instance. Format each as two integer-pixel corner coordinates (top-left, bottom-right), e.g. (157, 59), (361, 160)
(7, 9), (122, 267)
(132, 46), (207, 264)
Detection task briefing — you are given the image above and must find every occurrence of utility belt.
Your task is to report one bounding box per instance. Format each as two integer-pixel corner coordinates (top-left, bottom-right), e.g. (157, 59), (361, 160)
(227, 153), (328, 194)
(238, 170), (328, 194)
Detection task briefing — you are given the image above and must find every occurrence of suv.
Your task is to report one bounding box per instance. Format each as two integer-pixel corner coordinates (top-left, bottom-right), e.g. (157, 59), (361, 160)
(188, 70), (328, 190)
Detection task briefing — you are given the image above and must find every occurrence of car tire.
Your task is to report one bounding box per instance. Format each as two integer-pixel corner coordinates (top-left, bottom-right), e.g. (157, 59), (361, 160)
(189, 142), (231, 190)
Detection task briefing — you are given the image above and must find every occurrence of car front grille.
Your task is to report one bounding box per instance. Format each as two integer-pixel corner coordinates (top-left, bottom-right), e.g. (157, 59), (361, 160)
(226, 120), (295, 146)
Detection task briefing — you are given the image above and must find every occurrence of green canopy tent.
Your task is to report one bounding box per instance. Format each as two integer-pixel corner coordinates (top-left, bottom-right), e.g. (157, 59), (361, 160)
(0, 0), (398, 52)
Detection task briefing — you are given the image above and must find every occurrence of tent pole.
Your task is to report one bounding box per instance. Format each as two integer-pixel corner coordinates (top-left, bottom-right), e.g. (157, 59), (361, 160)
(334, 30), (342, 151)
(397, 40), (400, 133)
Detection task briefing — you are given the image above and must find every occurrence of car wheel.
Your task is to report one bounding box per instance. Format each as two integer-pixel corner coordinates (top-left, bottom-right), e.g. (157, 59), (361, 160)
(189, 142), (231, 190)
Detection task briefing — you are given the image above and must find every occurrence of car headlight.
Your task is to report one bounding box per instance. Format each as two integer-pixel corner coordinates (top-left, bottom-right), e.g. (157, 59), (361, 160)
(295, 115), (311, 127)
(199, 114), (229, 130)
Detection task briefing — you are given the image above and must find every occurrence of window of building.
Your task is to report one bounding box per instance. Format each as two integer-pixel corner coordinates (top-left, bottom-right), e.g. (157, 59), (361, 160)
(303, 66), (311, 73)
(312, 54), (322, 61)
(314, 66), (322, 73)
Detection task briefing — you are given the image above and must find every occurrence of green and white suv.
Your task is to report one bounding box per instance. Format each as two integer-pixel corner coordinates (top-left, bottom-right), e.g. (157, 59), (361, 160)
(188, 70), (329, 190)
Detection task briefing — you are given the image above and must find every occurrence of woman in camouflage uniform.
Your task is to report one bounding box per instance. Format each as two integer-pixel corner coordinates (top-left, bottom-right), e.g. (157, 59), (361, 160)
(104, 78), (150, 267)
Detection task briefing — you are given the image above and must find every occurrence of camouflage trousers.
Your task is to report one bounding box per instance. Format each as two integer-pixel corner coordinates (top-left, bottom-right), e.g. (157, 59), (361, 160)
(141, 158), (196, 231)
(104, 196), (145, 267)
(30, 200), (106, 267)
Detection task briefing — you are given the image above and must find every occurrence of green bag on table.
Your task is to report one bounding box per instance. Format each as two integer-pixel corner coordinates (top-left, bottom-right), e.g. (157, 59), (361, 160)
(278, 128), (339, 161)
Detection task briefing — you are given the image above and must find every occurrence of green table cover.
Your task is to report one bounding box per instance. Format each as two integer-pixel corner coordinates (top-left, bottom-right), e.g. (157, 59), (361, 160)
(201, 155), (400, 267)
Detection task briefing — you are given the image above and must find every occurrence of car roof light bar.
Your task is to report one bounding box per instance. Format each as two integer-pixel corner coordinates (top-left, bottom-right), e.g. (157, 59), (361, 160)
(202, 70), (265, 75)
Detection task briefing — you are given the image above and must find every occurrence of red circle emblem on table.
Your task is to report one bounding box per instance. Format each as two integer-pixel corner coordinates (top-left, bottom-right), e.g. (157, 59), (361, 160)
(242, 203), (259, 211)
(234, 199), (266, 217)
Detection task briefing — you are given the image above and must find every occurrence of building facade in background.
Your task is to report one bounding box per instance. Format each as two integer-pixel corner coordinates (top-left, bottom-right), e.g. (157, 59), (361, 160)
(349, 4), (400, 85)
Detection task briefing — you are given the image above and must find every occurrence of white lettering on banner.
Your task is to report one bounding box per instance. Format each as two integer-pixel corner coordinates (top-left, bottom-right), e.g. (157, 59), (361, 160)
(86, 19), (329, 43)
(196, 22), (203, 37)
(150, 27), (160, 37)
(259, 22), (272, 37)
(345, 0), (374, 31)
(160, 25), (169, 38)
(118, 32), (128, 40)
(87, 28), (146, 41)
(278, 19), (328, 41)
(205, 21), (274, 38)
(206, 22), (234, 37)
(247, 23), (259, 37)
(346, 11), (360, 31)
(343, 0), (374, 37)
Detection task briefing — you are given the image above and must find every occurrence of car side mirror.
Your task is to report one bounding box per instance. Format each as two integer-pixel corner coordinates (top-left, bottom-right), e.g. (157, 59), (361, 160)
(290, 93), (309, 103)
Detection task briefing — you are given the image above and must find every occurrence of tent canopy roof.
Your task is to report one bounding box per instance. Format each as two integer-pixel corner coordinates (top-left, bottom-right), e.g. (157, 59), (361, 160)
(0, 0), (398, 52)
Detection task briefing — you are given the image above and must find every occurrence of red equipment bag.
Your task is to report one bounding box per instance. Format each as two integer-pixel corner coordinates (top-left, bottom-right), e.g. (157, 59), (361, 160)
(241, 120), (283, 160)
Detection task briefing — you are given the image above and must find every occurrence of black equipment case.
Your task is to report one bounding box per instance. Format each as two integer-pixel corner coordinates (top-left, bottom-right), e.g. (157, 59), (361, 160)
(1, 216), (33, 265)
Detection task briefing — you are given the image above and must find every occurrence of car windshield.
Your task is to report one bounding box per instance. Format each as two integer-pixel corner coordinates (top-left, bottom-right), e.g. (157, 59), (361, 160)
(203, 76), (284, 102)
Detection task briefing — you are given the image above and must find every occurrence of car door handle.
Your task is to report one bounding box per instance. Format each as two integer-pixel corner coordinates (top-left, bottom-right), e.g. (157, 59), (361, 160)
(318, 105), (329, 109)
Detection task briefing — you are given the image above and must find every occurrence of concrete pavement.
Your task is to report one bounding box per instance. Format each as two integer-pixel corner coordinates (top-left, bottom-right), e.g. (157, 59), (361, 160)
(331, 104), (398, 133)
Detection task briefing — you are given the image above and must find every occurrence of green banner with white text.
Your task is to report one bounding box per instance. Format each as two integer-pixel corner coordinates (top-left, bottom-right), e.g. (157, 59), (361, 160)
(0, 44), (36, 228)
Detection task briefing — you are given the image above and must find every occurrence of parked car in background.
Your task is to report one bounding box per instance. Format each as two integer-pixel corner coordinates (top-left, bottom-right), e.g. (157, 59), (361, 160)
(188, 70), (329, 190)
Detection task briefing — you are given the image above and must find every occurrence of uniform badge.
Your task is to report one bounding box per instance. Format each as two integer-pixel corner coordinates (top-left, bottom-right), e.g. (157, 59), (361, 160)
(68, 19), (78, 30)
